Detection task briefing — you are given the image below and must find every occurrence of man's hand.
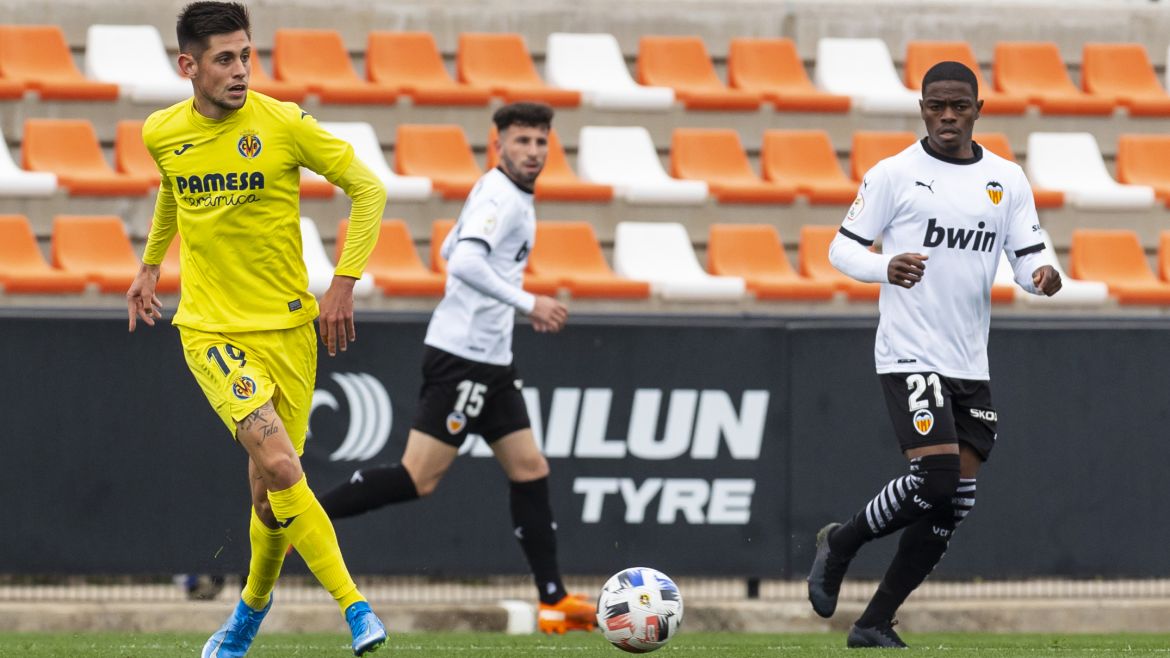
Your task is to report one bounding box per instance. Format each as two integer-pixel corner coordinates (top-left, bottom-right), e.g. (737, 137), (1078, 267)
(319, 275), (357, 356)
(1033, 265), (1062, 296)
(888, 253), (929, 288)
(529, 295), (568, 333)
(126, 264), (162, 332)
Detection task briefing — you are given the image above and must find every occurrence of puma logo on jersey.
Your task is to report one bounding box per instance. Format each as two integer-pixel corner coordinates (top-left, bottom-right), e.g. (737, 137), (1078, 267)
(276, 515), (298, 528)
(174, 143), (194, 155)
(915, 180), (935, 193)
(923, 218), (996, 253)
(515, 241), (529, 262)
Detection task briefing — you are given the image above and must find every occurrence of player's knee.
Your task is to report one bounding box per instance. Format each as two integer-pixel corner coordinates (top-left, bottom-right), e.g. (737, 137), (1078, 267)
(513, 453), (549, 481)
(259, 453), (303, 489)
(411, 471), (442, 498)
(914, 454), (961, 511)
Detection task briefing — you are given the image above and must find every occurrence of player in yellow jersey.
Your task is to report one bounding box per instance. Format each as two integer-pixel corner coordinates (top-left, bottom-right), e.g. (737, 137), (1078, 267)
(125, 3), (387, 656)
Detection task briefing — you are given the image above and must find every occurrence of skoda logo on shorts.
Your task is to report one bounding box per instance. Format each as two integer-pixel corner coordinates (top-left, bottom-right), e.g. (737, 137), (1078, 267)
(308, 372), (392, 462)
(913, 409), (934, 436)
(232, 375), (257, 400)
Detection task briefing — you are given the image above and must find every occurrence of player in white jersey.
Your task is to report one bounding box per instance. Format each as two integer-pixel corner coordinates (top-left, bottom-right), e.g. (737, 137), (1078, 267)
(806, 62), (1062, 649)
(317, 103), (596, 634)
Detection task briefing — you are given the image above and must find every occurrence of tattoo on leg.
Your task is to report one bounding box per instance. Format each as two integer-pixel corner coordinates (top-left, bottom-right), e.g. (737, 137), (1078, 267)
(238, 403), (281, 445)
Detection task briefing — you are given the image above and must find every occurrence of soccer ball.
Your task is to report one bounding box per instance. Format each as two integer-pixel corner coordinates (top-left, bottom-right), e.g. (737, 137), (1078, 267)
(596, 567), (683, 653)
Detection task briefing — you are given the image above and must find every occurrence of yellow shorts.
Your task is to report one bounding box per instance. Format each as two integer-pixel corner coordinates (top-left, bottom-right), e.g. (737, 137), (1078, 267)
(178, 322), (317, 455)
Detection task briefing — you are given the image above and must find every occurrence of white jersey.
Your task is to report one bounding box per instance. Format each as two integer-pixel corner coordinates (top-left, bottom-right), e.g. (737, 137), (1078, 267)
(830, 139), (1050, 380)
(425, 168), (536, 365)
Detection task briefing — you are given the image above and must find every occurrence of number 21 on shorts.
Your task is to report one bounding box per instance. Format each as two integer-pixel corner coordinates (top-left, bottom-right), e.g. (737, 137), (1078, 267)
(905, 373), (943, 411)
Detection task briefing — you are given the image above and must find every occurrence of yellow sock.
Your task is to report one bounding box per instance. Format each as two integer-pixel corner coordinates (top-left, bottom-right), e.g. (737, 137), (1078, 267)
(267, 475), (365, 613)
(241, 507), (287, 611)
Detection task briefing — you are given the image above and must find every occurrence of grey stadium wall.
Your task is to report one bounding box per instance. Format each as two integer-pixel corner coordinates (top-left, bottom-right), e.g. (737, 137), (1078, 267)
(1, 310), (1167, 580)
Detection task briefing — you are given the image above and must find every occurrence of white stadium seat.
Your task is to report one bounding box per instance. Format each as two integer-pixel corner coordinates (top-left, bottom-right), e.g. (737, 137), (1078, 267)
(315, 121), (432, 201)
(1025, 132), (1155, 210)
(577, 126), (708, 205)
(1018, 229), (1110, 306)
(85, 25), (191, 104)
(546, 33), (675, 111)
(814, 38), (921, 115)
(614, 221), (745, 300)
(0, 125), (57, 197)
(301, 217), (376, 298)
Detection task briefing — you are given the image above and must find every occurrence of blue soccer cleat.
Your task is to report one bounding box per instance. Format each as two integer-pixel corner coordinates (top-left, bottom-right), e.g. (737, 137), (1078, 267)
(201, 596), (272, 658)
(345, 600), (388, 655)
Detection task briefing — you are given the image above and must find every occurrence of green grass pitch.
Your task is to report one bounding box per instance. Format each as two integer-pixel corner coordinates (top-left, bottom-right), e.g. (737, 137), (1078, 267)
(3, 632), (1170, 657)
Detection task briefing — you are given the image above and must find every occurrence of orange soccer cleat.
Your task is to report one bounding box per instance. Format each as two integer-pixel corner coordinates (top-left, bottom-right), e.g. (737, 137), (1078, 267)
(538, 592), (597, 634)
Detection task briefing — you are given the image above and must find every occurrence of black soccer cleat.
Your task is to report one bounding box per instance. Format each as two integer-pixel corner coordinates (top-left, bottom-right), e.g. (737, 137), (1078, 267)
(847, 620), (909, 649)
(807, 522), (852, 618)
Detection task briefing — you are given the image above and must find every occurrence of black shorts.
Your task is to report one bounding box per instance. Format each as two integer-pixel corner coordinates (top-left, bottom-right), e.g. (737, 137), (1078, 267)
(412, 346), (531, 447)
(879, 372), (998, 460)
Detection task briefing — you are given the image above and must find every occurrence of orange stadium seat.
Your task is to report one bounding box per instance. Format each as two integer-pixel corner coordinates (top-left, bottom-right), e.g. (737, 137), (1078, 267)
(0, 214), (88, 293)
(485, 126), (612, 202)
(850, 131), (918, 181)
(457, 33), (580, 107)
(727, 38), (850, 112)
(1117, 134), (1170, 204)
(367, 32), (491, 106)
(0, 25), (118, 100)
(337, 219), (444, 296)
(1159, 231), (1170, 282)
(1081, 43), (1170, 117)
(158, 232), (181, 294)
(299, 170), (335, 199)
(1070, 229), (1170, 304)
(670, 128), (796, 204)
(430, 218), (556, 294)
(799, 225), (880, 301)
(395, 125), (480, 200)
(903, 40), (1027, 115)
(708, 224), (835, 300)
(51, 215), (139, 293)
(993, 42), (1115, 115)
(530, 221), (649, 299)
(114, 120), (161, 186)
(972, 132), (1065, 209)
(431, 219), (455, 274)
(0, 78), (22, 98)
(761, 130), (857, 205)
(248, 56), (308, 103)
(22, 119), (153, 196)
(637, 36), (761, 111)
(272, 29), (397, 104)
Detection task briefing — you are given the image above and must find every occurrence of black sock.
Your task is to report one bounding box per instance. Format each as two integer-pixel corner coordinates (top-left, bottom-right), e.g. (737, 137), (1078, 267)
(856, 509), (954, 628)
(318, 463), (419, 520)
(830, 454), (960, 558)
(510, 477), (567, 605)
(855, 476), (975, 628)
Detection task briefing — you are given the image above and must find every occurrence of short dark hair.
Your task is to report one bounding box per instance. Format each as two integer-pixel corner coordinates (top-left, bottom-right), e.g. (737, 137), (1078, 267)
(177, 1), (251, 56)
(921, 61), (979, 99)
(492, 102), (554, 133)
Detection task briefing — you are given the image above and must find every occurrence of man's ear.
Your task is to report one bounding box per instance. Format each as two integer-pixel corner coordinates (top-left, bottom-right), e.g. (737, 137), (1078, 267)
(178, 52), (197, 79)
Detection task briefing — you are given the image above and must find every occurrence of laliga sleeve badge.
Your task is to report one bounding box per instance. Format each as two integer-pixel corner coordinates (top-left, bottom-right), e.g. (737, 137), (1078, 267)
(846, 192), (864, 221)
(913, 409), (934, 435)
(232, 375), (257, 401)
(446, 410), (468, 435)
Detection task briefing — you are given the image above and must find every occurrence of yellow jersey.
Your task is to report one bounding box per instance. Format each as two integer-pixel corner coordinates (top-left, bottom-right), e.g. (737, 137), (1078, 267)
(141, 91), (383, 332)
